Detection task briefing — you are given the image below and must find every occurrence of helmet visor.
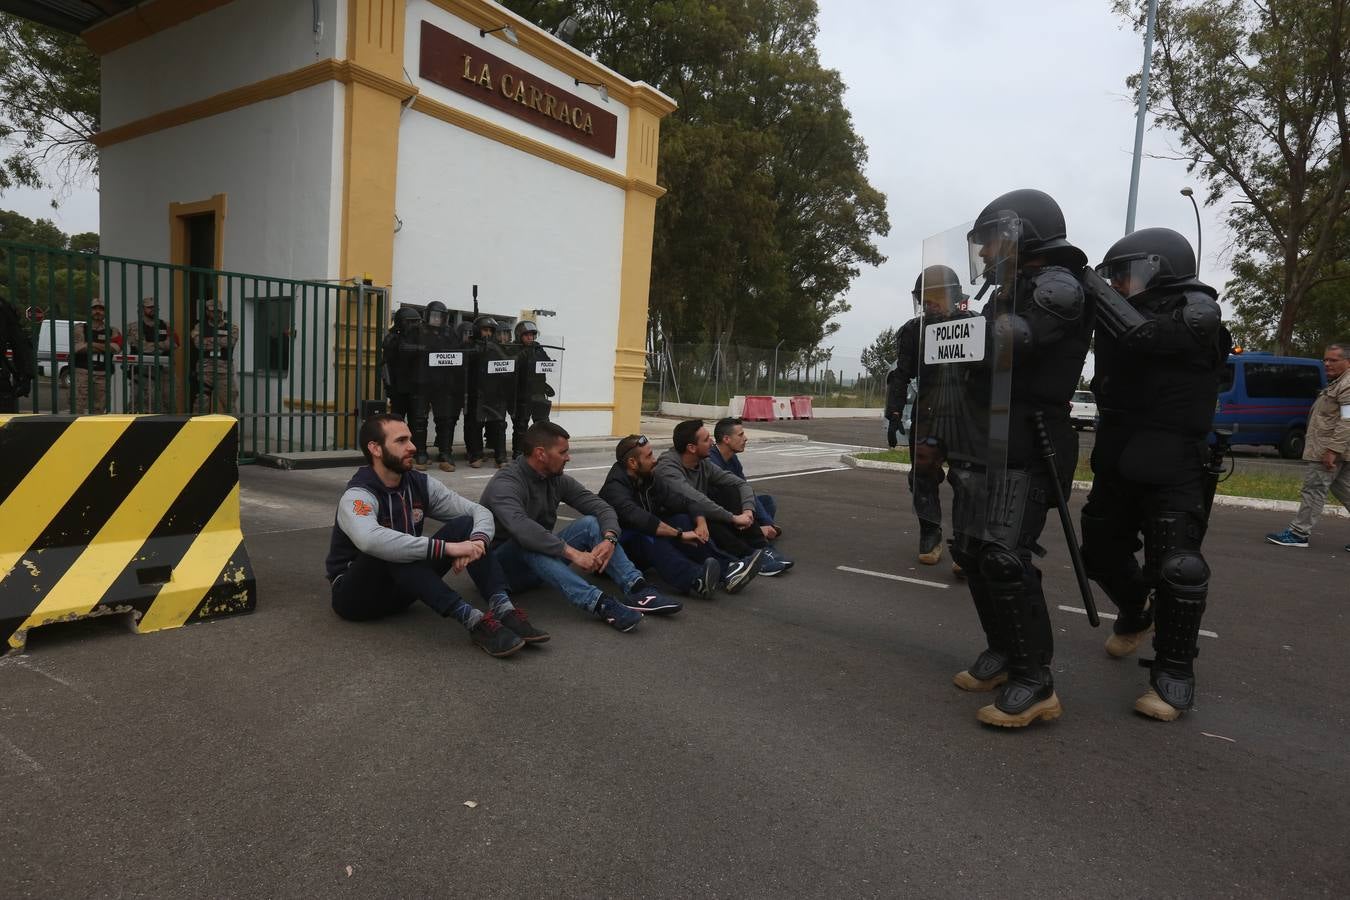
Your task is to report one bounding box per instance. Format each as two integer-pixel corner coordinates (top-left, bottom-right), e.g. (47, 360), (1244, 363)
(1094, 254), (1160, 299)
(966, 213), (1022, 287)
(427, 310), (444, 327)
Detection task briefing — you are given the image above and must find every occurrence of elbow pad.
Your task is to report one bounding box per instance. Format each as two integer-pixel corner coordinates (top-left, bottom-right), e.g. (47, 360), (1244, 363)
(1179, 291), (1222, 340)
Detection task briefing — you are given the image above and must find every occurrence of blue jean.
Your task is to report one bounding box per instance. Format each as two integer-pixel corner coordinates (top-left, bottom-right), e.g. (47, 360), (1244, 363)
(753, 494), (777, 527)
(492, 516), (642, 611)
(620, 512), (721, 594)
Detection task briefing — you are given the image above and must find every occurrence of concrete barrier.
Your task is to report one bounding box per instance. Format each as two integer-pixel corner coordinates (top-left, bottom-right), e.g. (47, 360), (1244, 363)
(0, 414), (257, 653)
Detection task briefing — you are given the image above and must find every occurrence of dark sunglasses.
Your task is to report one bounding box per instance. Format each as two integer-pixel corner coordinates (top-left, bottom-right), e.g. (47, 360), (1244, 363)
(620, 434), (650, 460)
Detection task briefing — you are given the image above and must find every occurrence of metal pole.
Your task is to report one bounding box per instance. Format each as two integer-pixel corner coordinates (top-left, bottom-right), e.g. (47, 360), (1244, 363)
(772, 339), (785, 395)
(1125, 0), (1159, 234)
(1181, 187), (1203, 267)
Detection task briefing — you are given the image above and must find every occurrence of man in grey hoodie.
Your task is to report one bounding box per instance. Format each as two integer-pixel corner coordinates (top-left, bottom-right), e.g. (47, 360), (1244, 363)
(653, 419), (793, 574)
(325, 414), (548, 657)
(481, 421), (681, 632)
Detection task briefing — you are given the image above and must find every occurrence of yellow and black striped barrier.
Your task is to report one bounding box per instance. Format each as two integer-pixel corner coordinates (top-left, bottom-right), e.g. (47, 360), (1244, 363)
(0, 414), (256, 653)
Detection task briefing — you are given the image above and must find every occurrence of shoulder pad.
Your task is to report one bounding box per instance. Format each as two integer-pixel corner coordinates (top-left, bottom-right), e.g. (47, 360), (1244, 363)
(1029, 266), (1085, 321)
(1180, 290), (1222, 339)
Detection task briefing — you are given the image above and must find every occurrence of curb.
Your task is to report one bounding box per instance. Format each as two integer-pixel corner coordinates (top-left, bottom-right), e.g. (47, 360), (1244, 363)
(839, 453), (1348, 518)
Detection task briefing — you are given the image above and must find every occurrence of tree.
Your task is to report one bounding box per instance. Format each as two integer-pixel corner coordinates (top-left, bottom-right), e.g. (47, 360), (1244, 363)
(500, 0), (889, 349)
(0, 14), (100, 197)
(0, 209), (99, 318)
(1115, 0), (1350, 354)
(860, 325), (898, 380)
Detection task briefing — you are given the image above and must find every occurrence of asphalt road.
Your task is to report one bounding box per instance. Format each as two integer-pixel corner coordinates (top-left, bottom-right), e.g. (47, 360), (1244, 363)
(3, 439), (1348, 897)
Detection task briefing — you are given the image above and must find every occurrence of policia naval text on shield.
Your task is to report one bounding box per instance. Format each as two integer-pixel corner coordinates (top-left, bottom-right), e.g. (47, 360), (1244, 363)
(923, 316), (987, 364)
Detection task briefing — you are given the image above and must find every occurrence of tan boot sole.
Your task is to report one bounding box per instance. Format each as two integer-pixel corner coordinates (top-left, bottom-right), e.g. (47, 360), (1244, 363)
(918, 546), (942, 565)
(976, 692), (1063, 727)
(1134, 688), (1182, 721)
(953, 669), (1009, 692)
(1105, 624), (1154, 659)
(438, 461), (455, 472)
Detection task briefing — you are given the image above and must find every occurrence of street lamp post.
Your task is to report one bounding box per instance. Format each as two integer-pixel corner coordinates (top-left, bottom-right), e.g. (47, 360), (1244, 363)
(1125, 0), (1160, 234)
(1180, 187), (1202, 268)
(771, 339), (785, 395)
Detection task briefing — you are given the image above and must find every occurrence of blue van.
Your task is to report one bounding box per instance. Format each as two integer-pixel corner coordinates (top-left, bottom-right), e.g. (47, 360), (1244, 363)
(1213, 352), (1326, 458)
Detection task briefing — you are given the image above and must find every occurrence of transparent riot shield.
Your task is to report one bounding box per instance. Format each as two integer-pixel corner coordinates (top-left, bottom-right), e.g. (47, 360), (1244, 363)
(478, 338), (518, 423)
(911, 218), (1017, 548)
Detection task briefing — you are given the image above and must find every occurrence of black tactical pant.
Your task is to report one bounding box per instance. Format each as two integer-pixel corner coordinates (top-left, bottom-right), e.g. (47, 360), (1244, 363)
(430, 395), (464, 456)
(511, 399), (552, 457)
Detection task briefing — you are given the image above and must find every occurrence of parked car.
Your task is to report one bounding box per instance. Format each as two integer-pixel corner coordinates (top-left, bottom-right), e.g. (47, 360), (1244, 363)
(1212, 351), (1326, 459)
(34, 319), (81, 387)
(1069, 390), (1097, 430)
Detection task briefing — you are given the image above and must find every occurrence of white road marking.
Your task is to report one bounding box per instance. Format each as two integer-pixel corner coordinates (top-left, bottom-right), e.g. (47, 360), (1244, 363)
(748, 467), (849, 482)
(836, 565), (949, 589)
(1056, 605), (1218, 639)
(0, 734), (43, 774)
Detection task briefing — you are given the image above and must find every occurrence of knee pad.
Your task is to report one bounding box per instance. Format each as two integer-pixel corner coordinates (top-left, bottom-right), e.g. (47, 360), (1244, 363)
(978, 545), (1024, 584)
(1160, 550), (1209, 597)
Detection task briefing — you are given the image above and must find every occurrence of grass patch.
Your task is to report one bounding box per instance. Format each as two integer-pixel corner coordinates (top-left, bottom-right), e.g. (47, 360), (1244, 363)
(852, 451), (1337, 506)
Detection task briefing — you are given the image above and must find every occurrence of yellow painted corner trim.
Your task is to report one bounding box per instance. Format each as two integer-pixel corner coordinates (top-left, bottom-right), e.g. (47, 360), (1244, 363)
(82, 0), (235, 56)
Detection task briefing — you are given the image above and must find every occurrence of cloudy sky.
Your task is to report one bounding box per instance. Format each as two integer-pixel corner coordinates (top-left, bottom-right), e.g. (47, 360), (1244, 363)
(2, 0), (1234, 374)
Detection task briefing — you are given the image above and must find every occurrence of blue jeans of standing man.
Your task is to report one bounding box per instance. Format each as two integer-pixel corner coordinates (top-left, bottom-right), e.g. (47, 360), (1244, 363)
(492, 515), (643, 612)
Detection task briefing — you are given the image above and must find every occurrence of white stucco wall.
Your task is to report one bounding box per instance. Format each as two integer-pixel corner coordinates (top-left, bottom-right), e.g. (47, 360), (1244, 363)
(101, 0), (343, 130)
(393, 109), (626, 438)
(404, 0), (630, 176)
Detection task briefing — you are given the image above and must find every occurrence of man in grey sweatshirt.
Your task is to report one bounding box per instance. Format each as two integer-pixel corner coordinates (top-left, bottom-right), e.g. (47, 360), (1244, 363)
(481, 421), (681, 632)
(325, 414), (548, 657)
(652, 419), (793, 574)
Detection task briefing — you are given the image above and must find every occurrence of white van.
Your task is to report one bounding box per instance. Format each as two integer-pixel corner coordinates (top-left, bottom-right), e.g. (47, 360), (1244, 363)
(34, 319), (81, 385)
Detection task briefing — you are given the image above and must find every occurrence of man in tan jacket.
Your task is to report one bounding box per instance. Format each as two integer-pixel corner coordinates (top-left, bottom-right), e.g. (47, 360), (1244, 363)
(1266, 343), (1350, 549)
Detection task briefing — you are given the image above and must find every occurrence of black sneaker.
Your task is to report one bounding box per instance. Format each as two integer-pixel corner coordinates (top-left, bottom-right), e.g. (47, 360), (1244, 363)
(622, 580), (682, 615)
(721, 549), (764, 594)
(498, 607), (550, 644)
(470, 613), (525, 657)
(690, 557), (721, 601)
(595, 594), (641, 632)
(764, 548), (794, 572)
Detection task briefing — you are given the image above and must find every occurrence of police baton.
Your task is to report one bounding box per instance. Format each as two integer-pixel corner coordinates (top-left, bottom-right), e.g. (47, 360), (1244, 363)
(1033, 410), (1099, 627)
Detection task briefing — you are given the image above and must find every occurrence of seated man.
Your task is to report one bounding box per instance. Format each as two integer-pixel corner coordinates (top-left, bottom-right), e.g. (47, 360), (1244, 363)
(600, 434), (763, 600)
(653, 419), (793, 575)
(325, 413), (549, 658)
(707, 416), (781, 541)
(481, 422), (681, 632)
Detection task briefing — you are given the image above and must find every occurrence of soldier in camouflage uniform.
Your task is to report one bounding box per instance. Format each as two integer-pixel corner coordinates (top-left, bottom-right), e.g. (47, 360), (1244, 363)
(72, 299), (121, 414)
(191, 298), (239, 414)
(124, 297), (178, 413)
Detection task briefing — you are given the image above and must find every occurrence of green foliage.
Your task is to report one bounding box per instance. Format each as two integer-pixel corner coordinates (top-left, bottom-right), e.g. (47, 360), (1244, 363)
(0, 13), (99, 196)
(860, 325), (897, 380)
(500, 0), (889, 349)
(0, 209), (99, 319)
(1116, 0), (1350, 353)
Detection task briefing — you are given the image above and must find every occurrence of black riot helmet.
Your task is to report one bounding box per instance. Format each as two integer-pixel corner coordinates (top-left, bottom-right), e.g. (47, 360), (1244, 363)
(912, 265), (968, 317)
(967, 188), (1086, 284)
(473, 314), (498, 339)
(1095, 227), (1197, 299)
(455, 320), (476, 344)
(515, 319), (539, 342)
(393, 306), (421, 332)
(424, 300), (448, 329)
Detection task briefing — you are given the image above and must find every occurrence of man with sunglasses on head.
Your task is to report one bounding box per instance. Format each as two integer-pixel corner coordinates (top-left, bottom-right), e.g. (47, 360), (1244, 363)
(893, 266), (974, 570)
(601, 433), (764, 600)
(1083, 227), (1230, 722)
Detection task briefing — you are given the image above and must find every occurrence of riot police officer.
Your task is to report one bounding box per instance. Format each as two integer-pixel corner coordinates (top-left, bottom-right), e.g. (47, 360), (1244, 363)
(467, 314), (513, 468)
(1081, 227), (1229, 721)
(0, 294), (34, 413)
(511, 319), (556, 458)
(383, 307), (429, 463)
(948, 188), (1093, 728)
(893, 265), (972, 569)
(422, 301), (465, 472)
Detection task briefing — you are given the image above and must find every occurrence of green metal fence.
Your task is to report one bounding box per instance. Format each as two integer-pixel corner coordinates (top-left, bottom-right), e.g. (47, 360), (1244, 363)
(1, 240), (387, 460)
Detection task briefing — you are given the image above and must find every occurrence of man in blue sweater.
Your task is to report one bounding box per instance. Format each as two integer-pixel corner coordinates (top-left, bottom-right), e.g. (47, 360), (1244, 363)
(325, 414), (548, 658)
(708, 417), (782, 542)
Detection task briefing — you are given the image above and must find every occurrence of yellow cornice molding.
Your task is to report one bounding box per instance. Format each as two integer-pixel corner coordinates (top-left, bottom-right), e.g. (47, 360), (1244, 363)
(424, 0), (675, 119)
(83, 0), (235, 56)
(92, 59), (417, 149)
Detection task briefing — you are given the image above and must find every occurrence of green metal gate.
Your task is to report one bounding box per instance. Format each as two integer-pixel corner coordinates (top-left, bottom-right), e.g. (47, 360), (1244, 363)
(1, 240), (387, 460)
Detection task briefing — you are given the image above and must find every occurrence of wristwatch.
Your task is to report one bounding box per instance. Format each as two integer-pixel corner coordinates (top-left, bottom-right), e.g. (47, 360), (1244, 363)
(603, 533), (619, 545)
